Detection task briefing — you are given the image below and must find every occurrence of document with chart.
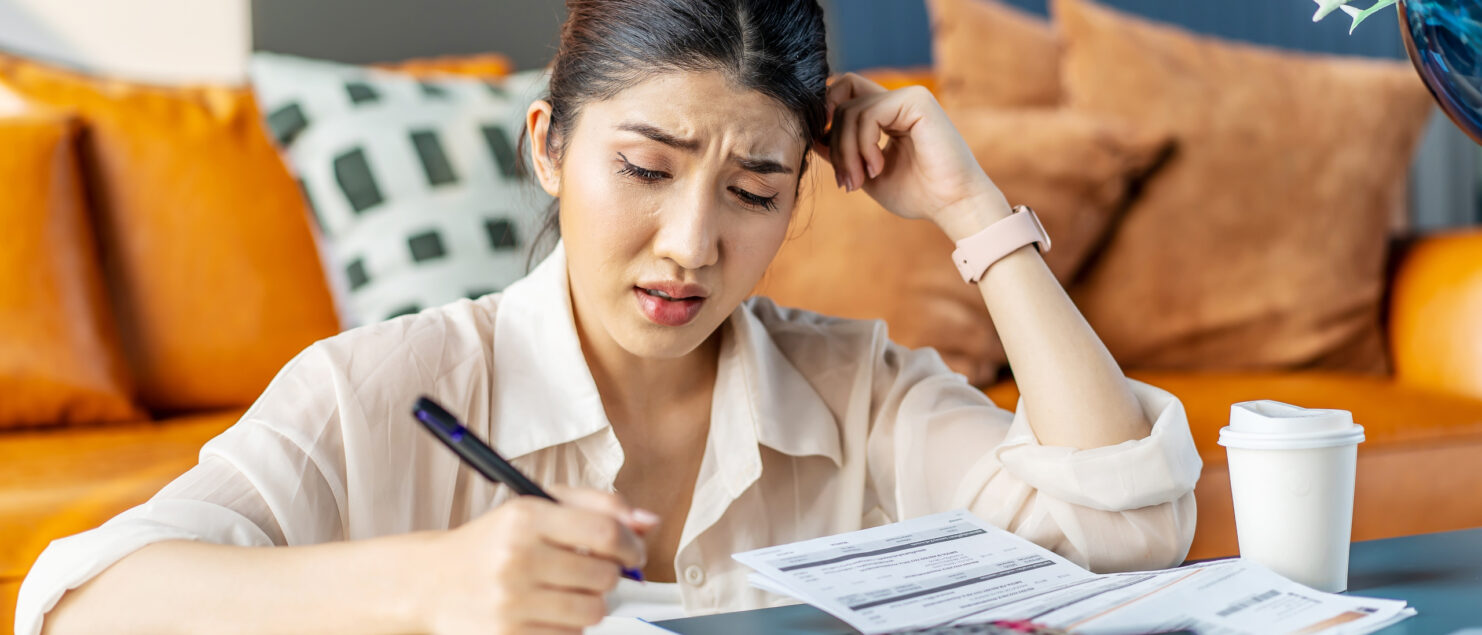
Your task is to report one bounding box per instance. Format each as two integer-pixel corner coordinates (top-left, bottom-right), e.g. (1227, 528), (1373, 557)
(733, 509), (1415, 635)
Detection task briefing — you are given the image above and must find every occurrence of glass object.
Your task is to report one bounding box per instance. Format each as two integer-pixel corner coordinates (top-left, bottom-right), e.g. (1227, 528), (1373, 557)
(1399, 0), (1482, 144)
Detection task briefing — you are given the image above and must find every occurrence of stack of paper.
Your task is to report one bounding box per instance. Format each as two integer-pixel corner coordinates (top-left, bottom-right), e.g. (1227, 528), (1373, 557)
(734, 510), (1414, 635)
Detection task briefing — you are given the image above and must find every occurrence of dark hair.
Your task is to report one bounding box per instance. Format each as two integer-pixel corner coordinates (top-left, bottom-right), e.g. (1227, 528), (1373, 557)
(523, 0), (830, 266)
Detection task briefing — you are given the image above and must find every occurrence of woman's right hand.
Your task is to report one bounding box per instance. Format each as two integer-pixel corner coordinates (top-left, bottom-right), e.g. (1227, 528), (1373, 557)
(420, 486), (659, 634)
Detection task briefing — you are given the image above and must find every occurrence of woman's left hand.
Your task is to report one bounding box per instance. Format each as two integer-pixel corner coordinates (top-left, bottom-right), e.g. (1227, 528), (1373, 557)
(817, 73), (1011, 241)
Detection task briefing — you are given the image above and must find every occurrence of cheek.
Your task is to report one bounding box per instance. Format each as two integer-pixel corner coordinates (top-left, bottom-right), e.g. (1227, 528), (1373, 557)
(722, 211), (793, 291)
(559, 158), (655, 256)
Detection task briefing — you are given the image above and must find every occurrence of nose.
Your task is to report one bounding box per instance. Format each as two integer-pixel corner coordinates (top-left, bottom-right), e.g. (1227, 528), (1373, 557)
(651, 180), (721, 271)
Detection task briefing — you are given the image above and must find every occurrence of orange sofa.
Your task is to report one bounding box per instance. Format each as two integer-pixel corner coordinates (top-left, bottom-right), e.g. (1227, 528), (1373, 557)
(4, 55), (1482, 632)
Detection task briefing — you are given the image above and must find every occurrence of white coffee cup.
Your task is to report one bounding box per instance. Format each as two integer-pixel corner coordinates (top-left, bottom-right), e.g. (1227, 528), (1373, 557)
(1218, 400), (1365, 592)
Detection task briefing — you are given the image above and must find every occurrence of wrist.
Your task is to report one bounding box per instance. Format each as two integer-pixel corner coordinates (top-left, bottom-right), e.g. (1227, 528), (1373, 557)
(378, 531), (443, 632)
(935, 190), (1014, 243)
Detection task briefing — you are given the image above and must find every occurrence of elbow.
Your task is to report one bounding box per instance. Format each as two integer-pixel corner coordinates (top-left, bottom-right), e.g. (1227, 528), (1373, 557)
(1078, 491), (1198, 574)
(35, 589), (89, 635)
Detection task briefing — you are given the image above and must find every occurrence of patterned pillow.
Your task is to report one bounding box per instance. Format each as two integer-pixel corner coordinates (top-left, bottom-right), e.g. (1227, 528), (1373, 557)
(249, 52), (552, 327)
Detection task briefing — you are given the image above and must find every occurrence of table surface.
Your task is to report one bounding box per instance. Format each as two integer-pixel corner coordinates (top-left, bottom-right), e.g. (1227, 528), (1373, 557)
(654, 527), (1482, 634)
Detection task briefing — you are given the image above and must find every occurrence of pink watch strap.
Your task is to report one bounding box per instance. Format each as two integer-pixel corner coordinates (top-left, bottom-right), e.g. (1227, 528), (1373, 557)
(950, 205), (1051, 284)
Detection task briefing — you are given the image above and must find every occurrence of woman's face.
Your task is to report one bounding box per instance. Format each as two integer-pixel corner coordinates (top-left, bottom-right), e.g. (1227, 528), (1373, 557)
(528, 71), (808, 360)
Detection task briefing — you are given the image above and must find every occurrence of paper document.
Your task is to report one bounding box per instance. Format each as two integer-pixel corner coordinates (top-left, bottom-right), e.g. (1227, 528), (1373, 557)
(735, 509), (1414, 635)
(585, 617), (675, 634)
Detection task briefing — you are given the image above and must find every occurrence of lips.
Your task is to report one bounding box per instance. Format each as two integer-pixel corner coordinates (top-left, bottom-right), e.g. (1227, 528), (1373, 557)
(633, 282), (708, 327)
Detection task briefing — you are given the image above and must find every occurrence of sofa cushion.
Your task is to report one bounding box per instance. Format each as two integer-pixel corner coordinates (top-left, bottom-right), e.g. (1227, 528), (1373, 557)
(0, 410), (242, 582)
(1, 578), (16, 635)
(248, 53), (553, 327)
(988, 372), (1482, 461)
(985, 372), (1482, 559)
(0, 54), (343, 413)
(1055, 0), (1434, 374)
(375, 53), (514, 79)
(854, 67), (937, 94)
(1390, 229), (1482, 401)
(926, 0), (1062, 109)
(0, 113), (144, 429)
(760, 108), (1169, 386)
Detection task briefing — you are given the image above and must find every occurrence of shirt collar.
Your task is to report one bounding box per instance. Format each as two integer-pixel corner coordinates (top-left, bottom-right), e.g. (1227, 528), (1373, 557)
(489, 242), (842, 467)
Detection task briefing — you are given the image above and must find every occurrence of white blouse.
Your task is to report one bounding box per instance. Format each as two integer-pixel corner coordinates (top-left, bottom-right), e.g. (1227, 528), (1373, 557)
(16, 243), (1202, 635)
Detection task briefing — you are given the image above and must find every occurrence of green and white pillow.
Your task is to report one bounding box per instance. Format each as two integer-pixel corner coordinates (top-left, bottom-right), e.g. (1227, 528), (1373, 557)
(249, 52), (552, 327)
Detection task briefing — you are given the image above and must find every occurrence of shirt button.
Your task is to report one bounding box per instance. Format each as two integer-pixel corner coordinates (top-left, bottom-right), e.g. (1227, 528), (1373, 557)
(683, 565), (706, 586)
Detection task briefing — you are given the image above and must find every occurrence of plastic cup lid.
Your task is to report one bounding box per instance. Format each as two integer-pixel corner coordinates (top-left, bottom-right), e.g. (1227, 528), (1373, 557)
(1219, 399), (1365, 450)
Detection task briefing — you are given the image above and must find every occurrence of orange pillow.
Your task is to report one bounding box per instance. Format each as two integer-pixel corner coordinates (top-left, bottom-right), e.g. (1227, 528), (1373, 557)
(926, 0), (1062, 110)
(760, 108), (1171, 386)
(0, 113), (145, 428)
(376, 53), (515, 78)
(1055, 0), (1434, 374)
(0, 54), (342, 413)
(858, 67), (938, 95)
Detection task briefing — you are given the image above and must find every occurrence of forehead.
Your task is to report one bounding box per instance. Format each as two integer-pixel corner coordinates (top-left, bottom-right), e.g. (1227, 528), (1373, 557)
(578, 71), (804, 155)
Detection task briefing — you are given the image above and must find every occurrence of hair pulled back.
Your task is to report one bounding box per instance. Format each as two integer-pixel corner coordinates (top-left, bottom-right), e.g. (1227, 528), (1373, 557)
(525, 0), (830, 261)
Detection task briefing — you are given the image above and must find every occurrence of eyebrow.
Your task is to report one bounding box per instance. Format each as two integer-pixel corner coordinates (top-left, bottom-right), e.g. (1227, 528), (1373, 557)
(617, 121), (794, 176)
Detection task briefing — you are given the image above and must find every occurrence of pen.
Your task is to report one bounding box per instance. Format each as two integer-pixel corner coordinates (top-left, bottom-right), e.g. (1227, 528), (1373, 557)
(412, 395), (645, 582)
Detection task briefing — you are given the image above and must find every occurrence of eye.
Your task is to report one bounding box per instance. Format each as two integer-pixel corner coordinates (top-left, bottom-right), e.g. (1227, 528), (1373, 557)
(729, 186), (779, 212)
(616, 152), (668, 183)
(618, 152), (779, 211)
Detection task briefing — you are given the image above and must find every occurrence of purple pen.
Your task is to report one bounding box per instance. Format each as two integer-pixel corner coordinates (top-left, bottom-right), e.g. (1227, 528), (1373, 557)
(413, 395), (645, 582)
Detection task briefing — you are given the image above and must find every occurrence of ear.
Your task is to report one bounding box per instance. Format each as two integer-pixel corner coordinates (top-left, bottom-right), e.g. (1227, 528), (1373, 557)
(526, 99), (561, 198)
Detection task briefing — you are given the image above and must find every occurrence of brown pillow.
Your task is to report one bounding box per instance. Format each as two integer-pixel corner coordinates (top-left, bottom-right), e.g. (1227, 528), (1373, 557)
(0, 54), (343, 413)
(0, 113), (145, 428)
(927, 0), (1062, 110)
(1055, 0), (1434, 374)
(759, 108), (1171, 386)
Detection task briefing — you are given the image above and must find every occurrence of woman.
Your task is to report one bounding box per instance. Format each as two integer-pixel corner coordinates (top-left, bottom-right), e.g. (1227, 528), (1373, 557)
(19, 1), (1201, 633)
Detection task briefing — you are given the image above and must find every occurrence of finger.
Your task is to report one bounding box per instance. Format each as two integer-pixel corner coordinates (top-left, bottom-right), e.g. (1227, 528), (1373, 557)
(824, 88), (850, 187)
(822, 75), (856, 129)
(834, 91), (895, 191)
(831, 100), (862, 190)
(854, 87), (937, 183)
(823, 75), (885, 188)
(529, 542), (624, 594)
(855, 93), (915, 181)
(823, 73), (887, 117)
(535, 504), (646, 569)
(548, 486), (660, 534)
(514, 588), (608, 629)
(855, 105), (886, 181)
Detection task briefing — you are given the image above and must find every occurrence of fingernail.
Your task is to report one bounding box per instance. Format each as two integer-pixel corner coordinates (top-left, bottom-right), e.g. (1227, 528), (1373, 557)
(631, 508), (661, 526)
(867, 162), (880, 179)
(847, 176), (857, 192)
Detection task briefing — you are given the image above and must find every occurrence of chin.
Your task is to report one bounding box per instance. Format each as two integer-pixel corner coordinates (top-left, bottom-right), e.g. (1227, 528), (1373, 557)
(615, 313), (725, 360)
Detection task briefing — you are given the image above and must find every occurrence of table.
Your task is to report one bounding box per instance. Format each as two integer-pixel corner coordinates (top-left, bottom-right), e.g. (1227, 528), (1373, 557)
(1355, 528), (1482, 633)
(653, 528), (1482, 634)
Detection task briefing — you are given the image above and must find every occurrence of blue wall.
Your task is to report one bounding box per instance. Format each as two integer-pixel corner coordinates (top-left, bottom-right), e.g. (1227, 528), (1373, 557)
(824, 0), (1407, 72)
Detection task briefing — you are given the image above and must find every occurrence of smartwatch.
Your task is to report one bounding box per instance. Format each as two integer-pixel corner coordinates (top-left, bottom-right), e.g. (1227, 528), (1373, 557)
(950, 205), (1051, 284)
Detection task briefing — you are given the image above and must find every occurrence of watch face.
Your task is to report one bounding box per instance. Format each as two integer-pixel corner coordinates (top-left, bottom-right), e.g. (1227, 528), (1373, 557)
(1016, 205), (1052, 253)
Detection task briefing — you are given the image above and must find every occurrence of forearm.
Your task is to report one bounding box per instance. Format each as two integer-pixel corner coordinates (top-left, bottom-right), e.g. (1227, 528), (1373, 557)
(43, 534), (435, 635)
(937, 197), (1148, 450)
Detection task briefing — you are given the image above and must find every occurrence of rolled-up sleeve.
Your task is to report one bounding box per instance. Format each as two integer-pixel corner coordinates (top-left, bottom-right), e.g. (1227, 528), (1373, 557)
(14, 347), (348, 635)
(866, 343), (1202, 574)
(14, 300), (497, 635)
(14, 345), (351, 635)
